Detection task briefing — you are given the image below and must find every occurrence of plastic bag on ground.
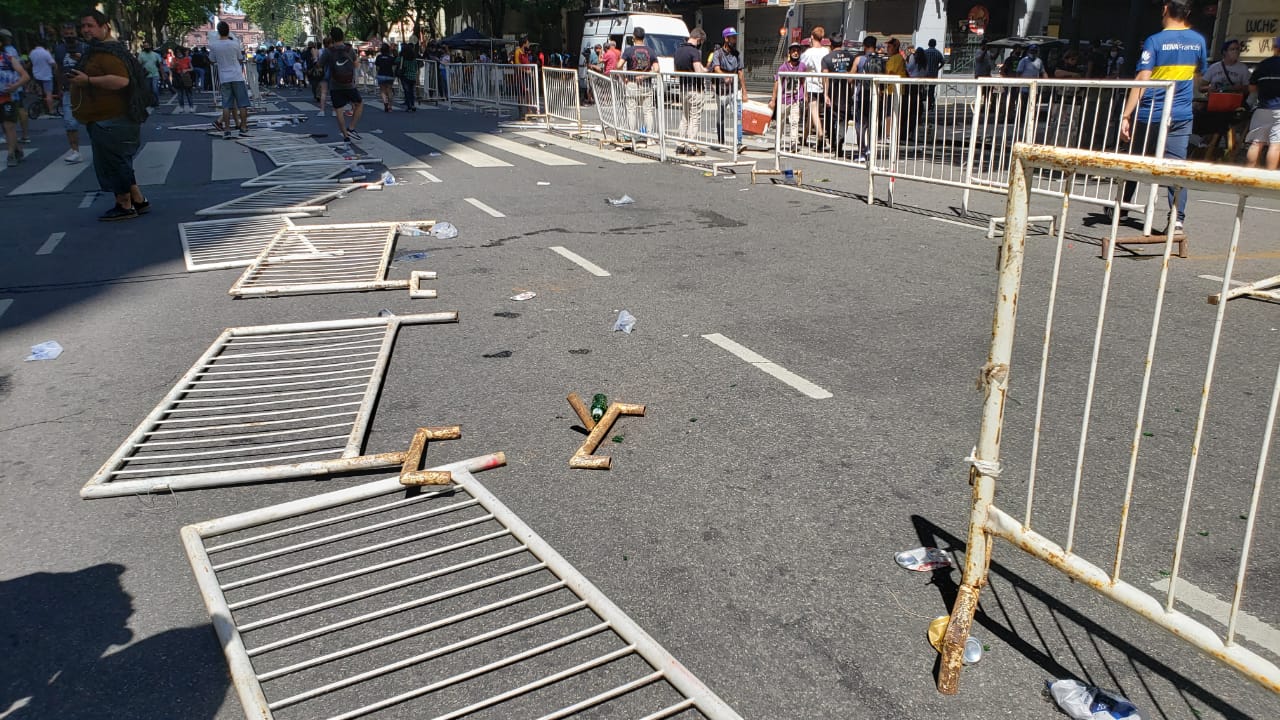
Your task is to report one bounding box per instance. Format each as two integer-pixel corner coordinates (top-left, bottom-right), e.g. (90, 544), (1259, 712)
(612, 310), (636, 334)
(606, 194), (635, 206)
(1048, 679), (1142, 720)
(25, 341), (64, 361)
(381, 171), (396, 186)
(429, 222), (458, 239)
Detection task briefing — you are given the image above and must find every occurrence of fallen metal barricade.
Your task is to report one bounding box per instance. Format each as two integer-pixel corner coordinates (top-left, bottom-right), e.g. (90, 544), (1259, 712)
(82, 313), (458, 498)
(261, 144), (354, 167)
(541, 67), (583, 132)
(179, 214), (303, 272)
(230, 221), (437, 298)
(181, 454), (746, 720)
(197, 183), (367, 217)
(242, 160), (377, 188)
(939, 143), (1280, 697)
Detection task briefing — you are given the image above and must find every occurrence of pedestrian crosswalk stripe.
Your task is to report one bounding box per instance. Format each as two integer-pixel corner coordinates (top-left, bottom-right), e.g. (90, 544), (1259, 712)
(135, 141), (182, 186)
(406, 132), (512, 168)
(513, 130), (654, 164)
(458, 131), (584, 166)
(212, 141), (261, 181)
(10, 148), (91, 195)
(0, 148), (38, 175)
(352, 133), (429, 170)
(291, 100), (320, 111)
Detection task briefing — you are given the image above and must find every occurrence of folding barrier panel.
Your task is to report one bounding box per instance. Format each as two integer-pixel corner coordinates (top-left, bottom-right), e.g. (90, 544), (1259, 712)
(774, 71), (876, 173)
(242, 160), (379, 188)
(180, 455), (746, 720)
(197, 183), (366, 217)
(229, 221), (438, 298)
(82, 313), (459, 498)
(419, 60), (442, 102)
(652, 71), (738, 160)
(262, 144), (355, 167)
(585, 71), (623, 144)
(541, 67), (583, 132)
(939, 144), (1280, 697)
(237, 133), (322, 151)
(179, 215), (303, 272)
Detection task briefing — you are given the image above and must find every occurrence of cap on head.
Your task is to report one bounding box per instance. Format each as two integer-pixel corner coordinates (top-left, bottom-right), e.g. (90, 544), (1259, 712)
(1027, 43), (1039, 51)
(829, 33), (843, 47)
(788, 41), (803, 50)
(722, 27), (738, 38)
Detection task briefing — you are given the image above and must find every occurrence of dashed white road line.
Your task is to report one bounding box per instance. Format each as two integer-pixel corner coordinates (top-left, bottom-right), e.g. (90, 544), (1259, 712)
(78, 191), (97, 208)
(930, 217), (988, 231)
(416, 169), (442, 183)
(1152, 577), (1280, 657)
(1196, 199), (1280, 213)
(36, 232), (65, 256)
(702, 333), (833, 400)
(464, 197), (505, 218)
(0, 299), (12, 320)
(549, 246), (610, 277)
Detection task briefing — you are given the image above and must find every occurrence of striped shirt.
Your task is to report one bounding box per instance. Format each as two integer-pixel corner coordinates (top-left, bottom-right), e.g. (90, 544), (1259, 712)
(1136, 28), (1206, 123)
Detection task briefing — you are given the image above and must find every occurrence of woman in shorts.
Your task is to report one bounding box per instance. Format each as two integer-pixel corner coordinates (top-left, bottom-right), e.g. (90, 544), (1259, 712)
(374, 43), (396, 112)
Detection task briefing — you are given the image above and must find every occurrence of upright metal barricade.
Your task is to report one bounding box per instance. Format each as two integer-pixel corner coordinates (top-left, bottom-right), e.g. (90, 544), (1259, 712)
(586, 71), (625, 144)
(418, 60), (441, 102)
(608, 70), (663, 153)
(773, 71), (877, 175)
(661, 71), (739, 160)
(939, 143), (1280, 697)
(541, 67), (583, 132)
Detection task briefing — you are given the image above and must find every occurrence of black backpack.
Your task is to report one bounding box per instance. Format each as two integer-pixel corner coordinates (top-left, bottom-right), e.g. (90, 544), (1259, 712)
(330, 45), (355, 85)
(80, 41), (156, 122)
(858, 52), (886, 75)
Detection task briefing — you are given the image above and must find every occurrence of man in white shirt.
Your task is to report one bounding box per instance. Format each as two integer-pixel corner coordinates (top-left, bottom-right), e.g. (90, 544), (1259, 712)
(799, 27), (829, 147)
(208, 21), (249, 138)
(28, 40), (56, 115)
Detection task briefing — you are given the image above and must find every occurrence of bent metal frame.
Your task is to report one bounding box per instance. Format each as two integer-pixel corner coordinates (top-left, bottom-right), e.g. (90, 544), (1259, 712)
(181, 454), (745, 720)
(81, 313), (458, 499)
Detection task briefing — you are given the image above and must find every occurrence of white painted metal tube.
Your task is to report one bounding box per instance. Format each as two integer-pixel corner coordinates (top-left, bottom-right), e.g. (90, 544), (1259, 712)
(533, 672), (664, 720)
(450, 468), (747, 720)
(636, 699), (698, 720)
(1229, 356), (1280, 644)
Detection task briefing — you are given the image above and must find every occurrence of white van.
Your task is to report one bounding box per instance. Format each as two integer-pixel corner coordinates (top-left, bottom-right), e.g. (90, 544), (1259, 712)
(578, 11), (692, 77)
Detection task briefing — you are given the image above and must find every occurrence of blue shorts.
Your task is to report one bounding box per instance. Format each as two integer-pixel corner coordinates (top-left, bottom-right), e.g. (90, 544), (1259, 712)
(62, 93), (81, 132)
(220, 80), (250, 109)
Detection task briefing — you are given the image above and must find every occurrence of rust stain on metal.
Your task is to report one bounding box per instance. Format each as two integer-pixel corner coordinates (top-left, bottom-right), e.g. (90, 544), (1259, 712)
(566, 392), (596, 430)
(398, 425), (462, 486)
(570, 401), (646, 470)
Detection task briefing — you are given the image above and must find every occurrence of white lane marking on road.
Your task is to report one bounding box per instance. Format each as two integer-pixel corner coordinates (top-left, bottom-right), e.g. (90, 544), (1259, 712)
(464, 197), (505, 218)
(1151, 577), (1280, 656)
(1198, 274), (1245, 287)
(406, 132), (511, 167)
(513, 130), (653, 164)
(0, 299), (12, 320)
(776, 184), (841, 200)
(36, 232), (66, 256)
(291, 100), (319, 111)
(211, 141), (260, 181)
(351, 132), (428, 170)
(416, 169), (442, 183)
(78, 191), (97, 208)
(1196, 199), (1280, 213)
(549, 246), (610, 277)
(931, 217), (988, 231)
(134, 141), (182, 186)
(458, 131), (583, 166)
(12, 149), (92, 194)
(702, 333), (833, 400)
(0, 148), (31, 174)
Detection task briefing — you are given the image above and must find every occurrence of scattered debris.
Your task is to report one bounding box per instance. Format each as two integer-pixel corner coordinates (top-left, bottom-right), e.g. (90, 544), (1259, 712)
(606, 194), (635, 206)
(569, 348), (590, 355)
(395, 251), (429, 262)
(537, 181), (551, 186)
(377, 308), (396, 317)
(429, 222), (458, 239)
(1047, 679), (1142, 720)
(25, 341), (64, 361)
(611, 435), (624, 443)
(482, 350), (513, 358)
(510, 291), (537, 301)
(398, 226), (428, 237)
(382, 171), (397, 185)
(927, 616), (984, 665)
(565, 392), (646, 469)
(895, 546), (955, 572)
(493, 311), (521, 318)
(612, 310), (636, 334)
(398, 426), (461, 486)
(371, 129), (384, 134)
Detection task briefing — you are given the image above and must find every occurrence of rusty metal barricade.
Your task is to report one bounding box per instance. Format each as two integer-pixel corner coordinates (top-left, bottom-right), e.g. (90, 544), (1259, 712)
(939, 143), (1280, 697)
(541, 67), (583, 132)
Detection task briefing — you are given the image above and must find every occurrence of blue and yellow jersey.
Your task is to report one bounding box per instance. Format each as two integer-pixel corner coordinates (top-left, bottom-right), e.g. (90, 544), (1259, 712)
(1136, 28), (1207, 123)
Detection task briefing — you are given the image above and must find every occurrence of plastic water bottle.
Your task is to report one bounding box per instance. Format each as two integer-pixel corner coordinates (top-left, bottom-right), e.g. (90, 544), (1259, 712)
(590, 394), (608, 422)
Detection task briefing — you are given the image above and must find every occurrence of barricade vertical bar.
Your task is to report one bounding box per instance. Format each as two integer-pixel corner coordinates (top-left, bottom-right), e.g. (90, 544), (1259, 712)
(1143, 86), (1175, 236)
(1230, 352), (1280, 644)
(867, 79), (879, 205)
(656, 73), (667, 162)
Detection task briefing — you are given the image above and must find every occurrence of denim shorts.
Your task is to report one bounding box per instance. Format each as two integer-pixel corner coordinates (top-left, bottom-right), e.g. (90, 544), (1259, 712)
(86, 117), (140, 195)
(61, 93), (81, 132)
(220, 80), (250, 109)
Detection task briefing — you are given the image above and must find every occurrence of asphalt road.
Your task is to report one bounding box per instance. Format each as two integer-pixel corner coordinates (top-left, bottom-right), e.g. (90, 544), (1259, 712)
(1, 84), (1278, 720)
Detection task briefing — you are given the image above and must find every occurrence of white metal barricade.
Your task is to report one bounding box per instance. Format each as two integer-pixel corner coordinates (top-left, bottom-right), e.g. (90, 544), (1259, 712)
(939, 143), (1280, 697)
(446, 63), (539, 118)
(586, 71), (624, 144)
(82, 314), (459, 498)
(178, 215), (304, 272)
(660, 71), (739, 160)
(541, 67), (583, 132)
(181, 456), (747, 720)
(196, 183), (365, 217)
(773, 71), (877, 174)
(241, 160), (373, 188)
(418, 59), (442, 102)
(607, 70), (663, 153)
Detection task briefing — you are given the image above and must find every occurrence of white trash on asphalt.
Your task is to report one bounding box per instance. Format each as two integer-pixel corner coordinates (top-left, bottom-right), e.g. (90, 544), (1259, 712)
(1048, 679), (1142, 720)
(25, 341), (64, 361)
(612, 310), (636, 333)
(510, 291), (537, 301)
(429, 221), (458, 239)
(382, 171), (397, 186)
(606, 194), (635, 206)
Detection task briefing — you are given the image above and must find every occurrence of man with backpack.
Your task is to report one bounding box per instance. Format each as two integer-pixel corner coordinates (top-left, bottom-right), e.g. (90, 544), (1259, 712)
(851, 35), (884, 162)
(319, 27), (364, 143)
(620, 27), (657, 145)
(821, 34), (857, 156)
(67, 10), (152, 221)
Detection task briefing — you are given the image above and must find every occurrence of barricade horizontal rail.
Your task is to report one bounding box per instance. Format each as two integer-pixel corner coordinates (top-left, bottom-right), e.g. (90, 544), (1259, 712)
(939, 143), (1280, 697)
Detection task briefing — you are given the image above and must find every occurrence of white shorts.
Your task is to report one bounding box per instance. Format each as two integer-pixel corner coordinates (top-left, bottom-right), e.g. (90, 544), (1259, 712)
(1245, 107), (1280, 145)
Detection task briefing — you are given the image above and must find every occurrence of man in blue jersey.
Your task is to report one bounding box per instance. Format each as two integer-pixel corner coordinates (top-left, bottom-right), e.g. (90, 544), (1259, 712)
(1118, 0), (1206, 233)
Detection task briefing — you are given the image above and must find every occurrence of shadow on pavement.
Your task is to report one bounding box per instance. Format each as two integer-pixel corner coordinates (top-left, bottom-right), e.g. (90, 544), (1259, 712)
(0, 563), (227, 719)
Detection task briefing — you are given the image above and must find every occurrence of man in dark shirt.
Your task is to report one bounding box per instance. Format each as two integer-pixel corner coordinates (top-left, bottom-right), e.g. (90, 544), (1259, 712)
(821, 34), (857, 155)
(1245, 37), (1280, 170)
(672, 28), (707, 156)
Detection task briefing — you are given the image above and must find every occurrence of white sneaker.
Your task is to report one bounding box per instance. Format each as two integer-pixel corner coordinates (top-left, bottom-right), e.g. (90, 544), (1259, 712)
(1174, 220), (1185, 233)
(64, 150), (82, 163)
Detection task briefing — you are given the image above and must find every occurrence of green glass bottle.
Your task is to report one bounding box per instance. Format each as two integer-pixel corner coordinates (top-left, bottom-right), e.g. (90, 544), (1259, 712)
(590, 393), (608, 422)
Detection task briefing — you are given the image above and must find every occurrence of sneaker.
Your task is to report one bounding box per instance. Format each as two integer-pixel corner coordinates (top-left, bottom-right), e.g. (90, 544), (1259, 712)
(134, 199), (151, 214)
(316, 110), (326, 118)
(1173, 220), (1185, 233)
(64, 150), (82, 163)
(346, 129), (361, 140)
(236, 129), (247, 138)
(223, 130), (234, 140)
(5, 153), (16, 168)
(99, 205), (139, 222)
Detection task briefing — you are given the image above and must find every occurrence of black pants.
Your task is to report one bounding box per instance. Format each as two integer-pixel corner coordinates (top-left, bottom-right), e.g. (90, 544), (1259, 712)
(400, 77), (416, 109)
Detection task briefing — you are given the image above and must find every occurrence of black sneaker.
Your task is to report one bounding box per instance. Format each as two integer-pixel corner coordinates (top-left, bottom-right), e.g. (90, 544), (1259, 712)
(99, 205), (139, 222)
(347, 129), (362, 140)
(134, 199), (151, 214)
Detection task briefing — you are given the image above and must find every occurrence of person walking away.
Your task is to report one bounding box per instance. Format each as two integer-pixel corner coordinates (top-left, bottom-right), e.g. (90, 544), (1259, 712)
(1119, 0), (1206, 233)
(711, 26), (748, 152)
(821, 34), (856, 156)
(973, 41), (994, 78)
(1014, 43), (1046, 117)
(922, 39), (944, 127)
(903, 46), (927, 141)
(209, 22), (249, 139)
(1244, 37), (1280, 170)
(53, 22), (86, 162)
(852, 35), (884, 162)
(191, 46), (207, 91)
(0, 39), (29, 166)
(375, 43), (395, 112)
(397, 42), (419, 112)
(171, 47), (194, 113)
(799, 27), (829, 148)
(161, 48), (173, 92)
(29, 40), (56, 116)
(67, 10), (150, 220)
(620, 27), (658, 144)
(1197, 39), (1250, 161)
(320, 28), (364, 142)
(673, 28), (707, 156)
(137, 43), (161, 106)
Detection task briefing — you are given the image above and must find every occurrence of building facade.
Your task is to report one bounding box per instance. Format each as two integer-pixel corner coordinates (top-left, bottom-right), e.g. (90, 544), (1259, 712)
(183, 12), (265, 50)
